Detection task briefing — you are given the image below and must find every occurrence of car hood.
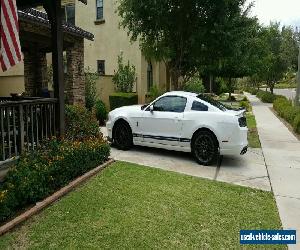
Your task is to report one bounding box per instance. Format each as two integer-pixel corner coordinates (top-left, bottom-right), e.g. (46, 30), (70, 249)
(111, 105), (143, 113)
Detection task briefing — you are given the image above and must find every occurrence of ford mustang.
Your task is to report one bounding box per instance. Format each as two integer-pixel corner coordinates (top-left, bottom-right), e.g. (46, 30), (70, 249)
(106, 91), (248, 165)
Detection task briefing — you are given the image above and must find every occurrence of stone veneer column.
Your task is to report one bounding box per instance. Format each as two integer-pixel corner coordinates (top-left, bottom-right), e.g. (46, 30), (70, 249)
(24, 50), (47, 97)
(66, 39), (85, 105)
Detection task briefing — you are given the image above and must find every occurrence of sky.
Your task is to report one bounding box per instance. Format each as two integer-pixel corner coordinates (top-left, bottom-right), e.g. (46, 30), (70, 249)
(248, 0), (300, 27)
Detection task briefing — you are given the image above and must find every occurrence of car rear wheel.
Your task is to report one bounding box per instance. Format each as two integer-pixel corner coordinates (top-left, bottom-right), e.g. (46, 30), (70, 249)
(113, 121), (133, 150)
(192, 131), (218, 166)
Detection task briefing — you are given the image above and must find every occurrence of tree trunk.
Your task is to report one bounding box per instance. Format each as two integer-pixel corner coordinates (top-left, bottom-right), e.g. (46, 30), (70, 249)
(270, 82), (274, 94)
(209, 75), (213, 94)
(166, 64), (171, 92)
(202, 74), (210, 92)
(170, 70), (180, 91)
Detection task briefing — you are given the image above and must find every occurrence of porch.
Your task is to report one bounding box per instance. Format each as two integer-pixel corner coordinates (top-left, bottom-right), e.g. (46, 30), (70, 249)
(0, 97), (56, 162)
(0, 5), (93, 163)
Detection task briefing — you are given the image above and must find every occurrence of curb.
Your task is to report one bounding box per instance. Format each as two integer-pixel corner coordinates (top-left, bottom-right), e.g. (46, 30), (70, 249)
(0, 158), (115, 236)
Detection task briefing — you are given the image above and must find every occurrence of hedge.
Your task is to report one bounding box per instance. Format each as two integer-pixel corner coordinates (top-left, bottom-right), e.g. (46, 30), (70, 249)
(95, 99), (108, 126)
(273, 96), (300, 134)
(0, 138), (110, 222)
(109, 92), (138, 110)
(65, 105), (100, 141)
(0, 105), (110, 223)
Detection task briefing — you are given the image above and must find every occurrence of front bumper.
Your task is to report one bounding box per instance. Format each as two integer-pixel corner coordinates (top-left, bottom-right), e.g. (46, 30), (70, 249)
(106, 120), (113, 142)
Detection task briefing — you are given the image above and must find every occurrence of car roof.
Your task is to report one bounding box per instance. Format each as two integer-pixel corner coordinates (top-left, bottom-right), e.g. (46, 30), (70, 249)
(162, 91), (198, 98)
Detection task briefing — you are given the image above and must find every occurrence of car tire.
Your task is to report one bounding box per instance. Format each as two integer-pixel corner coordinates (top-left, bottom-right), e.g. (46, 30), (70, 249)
(192, 130), (219, 166)
(113, 121), (133, 150)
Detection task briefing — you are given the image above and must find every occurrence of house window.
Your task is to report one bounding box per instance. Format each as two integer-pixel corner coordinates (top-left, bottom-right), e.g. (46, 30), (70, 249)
(96, 0), (104, 20)
(147, 62), (153, 91)
(66, 5), (75, 25)
(97, 60), (105, 75)
(61, 5), (75, 25)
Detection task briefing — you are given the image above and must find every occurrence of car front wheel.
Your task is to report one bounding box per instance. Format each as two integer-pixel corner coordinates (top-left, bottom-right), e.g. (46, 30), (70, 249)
(113, 121), (133, 150)
(192, 131), (218, 166)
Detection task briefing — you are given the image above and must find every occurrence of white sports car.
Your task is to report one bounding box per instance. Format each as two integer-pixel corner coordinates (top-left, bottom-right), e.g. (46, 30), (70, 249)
(106, 91), (248, 165)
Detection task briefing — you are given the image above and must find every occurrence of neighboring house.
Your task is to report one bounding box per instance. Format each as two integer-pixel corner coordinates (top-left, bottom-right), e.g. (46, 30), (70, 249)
(74, 0), (169, 105)
(0, 0), (169, 107)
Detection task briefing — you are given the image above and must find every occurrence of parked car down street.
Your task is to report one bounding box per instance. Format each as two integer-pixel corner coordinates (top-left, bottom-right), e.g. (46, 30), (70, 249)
(106, 91), (248, 165)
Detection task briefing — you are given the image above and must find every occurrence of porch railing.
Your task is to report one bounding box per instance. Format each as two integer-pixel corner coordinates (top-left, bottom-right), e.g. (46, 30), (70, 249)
(0, 98), (58, 161)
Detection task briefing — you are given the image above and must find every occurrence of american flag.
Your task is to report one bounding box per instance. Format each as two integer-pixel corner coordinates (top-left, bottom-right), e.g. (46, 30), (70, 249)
(0, 0), (22, 71)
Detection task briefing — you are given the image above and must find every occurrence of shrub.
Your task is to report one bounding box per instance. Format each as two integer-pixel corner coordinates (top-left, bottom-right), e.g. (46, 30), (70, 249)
(147, 85), (164, 102)
(283, 105), (299, 124)
(227, 95), (236, 101)
(65, 105), (100, 141)
(273, 97), (289, 117)
(260, 92), (276, 103)
(85, 69), (99, 111)
(255, 90), (283, 103)
(112, 52), (136, 93)
(0, 138), (110, 222)
(239, 101), (251, 112)
(293, 114), (300, 134)
(250, 88), (259, 95)
(109, 92), (138, 110)
(214, 78), (228, 95)
(183, 77), (205, 94)
(274, 97), (300, 134)
(95, 99), (108, 126)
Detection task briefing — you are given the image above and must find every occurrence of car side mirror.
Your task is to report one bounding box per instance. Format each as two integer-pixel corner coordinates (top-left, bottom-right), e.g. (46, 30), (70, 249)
(149, 105), (154, 112)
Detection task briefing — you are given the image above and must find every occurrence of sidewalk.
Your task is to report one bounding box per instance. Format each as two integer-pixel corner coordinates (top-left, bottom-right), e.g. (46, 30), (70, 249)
(245, 93), (300, 249)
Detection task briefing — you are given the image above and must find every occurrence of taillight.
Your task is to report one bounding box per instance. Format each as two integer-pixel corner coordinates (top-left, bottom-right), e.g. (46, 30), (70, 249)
(238, 117), (247, 127)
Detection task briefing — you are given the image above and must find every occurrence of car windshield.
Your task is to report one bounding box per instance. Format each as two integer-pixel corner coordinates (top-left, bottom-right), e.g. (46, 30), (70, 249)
(197, 94), (227, 111)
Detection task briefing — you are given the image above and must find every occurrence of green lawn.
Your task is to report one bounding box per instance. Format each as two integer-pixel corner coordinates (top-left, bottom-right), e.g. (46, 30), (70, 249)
(246, 113), (261, 148)
(0, 162), (282, 249)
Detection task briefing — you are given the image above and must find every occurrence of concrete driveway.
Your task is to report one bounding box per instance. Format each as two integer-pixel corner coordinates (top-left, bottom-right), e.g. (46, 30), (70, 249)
(101, 128), (271, 191)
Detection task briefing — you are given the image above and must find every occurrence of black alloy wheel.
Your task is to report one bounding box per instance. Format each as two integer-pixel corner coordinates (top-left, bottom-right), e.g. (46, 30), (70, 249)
(113, 121), (133, 150)
(192, 131), (218, 166)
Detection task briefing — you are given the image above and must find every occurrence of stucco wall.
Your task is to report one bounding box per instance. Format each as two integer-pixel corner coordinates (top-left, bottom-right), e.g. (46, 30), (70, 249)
(0, 1), (168, 102)
(95, 75), (114, 110)
(0, 76), (25, 96)
(75, 0), (146, 102)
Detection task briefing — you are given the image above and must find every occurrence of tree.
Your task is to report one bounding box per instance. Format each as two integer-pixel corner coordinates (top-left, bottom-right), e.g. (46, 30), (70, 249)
(85, 68), (99, 111)
(254, 23), (287, 94)
(112, 52), (136, 93)
(117, 0), (252, 90)
(216, 14), (260, 98)
(280, 26), (299, 72)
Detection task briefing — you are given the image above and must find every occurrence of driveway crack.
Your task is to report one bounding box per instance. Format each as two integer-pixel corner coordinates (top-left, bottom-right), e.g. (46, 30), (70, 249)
(238, 175), (269, 182)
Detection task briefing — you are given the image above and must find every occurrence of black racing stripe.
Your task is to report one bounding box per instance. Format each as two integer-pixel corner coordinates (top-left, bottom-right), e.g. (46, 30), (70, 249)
(133, 134), (191, 143)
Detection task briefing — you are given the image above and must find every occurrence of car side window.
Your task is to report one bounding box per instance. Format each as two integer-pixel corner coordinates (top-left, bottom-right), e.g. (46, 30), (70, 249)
(191, 101), (208, 111)
(152, 96), (187, 113)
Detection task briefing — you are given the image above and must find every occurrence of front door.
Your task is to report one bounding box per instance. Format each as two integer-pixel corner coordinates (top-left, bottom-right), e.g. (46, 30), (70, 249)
(141, 95), (187, 146)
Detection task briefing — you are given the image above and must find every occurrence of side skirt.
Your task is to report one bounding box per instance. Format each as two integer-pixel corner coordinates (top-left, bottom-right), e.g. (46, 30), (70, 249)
(133, 140), (191, 153)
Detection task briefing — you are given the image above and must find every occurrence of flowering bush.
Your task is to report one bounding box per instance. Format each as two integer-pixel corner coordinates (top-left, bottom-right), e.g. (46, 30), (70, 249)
(65, 105), (100, 141)
(0, 137), (110, 222)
